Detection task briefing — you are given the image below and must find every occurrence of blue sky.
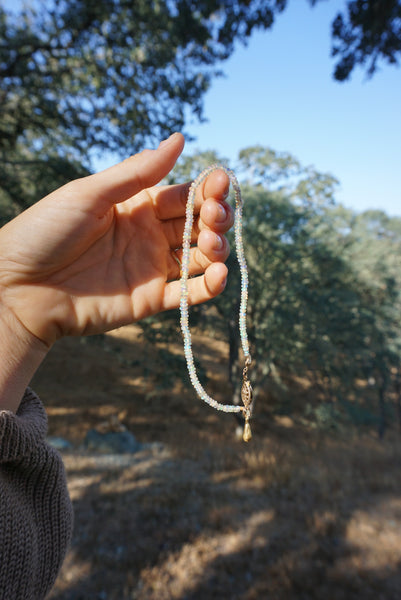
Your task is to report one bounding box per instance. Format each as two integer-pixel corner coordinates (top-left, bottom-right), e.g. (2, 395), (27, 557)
(184, 1), (401, 217)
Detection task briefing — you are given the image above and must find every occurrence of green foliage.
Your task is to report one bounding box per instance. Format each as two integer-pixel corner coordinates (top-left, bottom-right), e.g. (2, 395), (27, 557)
(161, 145), (401, 436)
(304, 402), (343, 431)
(309, 0), (401, 80)
(1, 1), (399, 218)
(0, 0), (286, 213)
(340, 398), (380, 427)
(330, 0), (401, 80)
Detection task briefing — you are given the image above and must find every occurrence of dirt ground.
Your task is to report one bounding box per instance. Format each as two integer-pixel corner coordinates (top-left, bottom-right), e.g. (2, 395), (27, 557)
(30, 324), (401, 600)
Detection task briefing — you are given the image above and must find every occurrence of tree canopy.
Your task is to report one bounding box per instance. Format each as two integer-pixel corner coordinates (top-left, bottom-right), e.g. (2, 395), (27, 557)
(163, 146), (401, 436)
(1, 0), (400, 220)
(329, 0), (401, 81)
(0, 0), (287, 218)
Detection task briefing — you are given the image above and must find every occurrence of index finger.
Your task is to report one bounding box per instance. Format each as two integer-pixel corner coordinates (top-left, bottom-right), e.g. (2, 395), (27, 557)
(63, 133), (185, 216)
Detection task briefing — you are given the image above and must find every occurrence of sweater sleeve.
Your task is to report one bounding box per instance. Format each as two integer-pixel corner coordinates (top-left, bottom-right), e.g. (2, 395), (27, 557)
(0, 388), (73, 600)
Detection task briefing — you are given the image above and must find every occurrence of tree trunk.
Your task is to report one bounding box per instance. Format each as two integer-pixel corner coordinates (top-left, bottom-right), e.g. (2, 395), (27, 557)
(395, 368), (401, 433)
(378, 379), (387, 440)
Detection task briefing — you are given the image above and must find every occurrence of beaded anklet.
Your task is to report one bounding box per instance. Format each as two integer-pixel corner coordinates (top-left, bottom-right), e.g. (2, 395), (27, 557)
(179, 165), (253, 442)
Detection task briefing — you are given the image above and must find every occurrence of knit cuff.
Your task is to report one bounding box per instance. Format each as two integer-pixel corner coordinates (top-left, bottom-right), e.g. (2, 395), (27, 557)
(0, 387), (48, 463)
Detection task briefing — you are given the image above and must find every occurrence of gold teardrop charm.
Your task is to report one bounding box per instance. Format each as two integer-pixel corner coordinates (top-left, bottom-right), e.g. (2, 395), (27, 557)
(243, 419), (252, 442)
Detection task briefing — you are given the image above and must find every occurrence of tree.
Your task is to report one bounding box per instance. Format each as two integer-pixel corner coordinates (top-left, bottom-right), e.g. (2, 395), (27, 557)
(1, 0), (400, 223)
(140, 146), (401, 436)
(236, 156), (401, 434)
(163, 150), (355, 405)
(215, 147), (367, 410)
(329, 0), (401, 81)
(340, 209), (401, 436)
(0, 0), (287, 219)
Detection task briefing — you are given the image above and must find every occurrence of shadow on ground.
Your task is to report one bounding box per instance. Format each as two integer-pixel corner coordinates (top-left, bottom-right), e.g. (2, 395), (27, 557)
(30, 327), (401, 600)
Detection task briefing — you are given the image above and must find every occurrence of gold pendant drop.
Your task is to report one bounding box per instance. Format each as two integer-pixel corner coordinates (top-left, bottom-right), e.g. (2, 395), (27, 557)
(243, 419), (252, 443)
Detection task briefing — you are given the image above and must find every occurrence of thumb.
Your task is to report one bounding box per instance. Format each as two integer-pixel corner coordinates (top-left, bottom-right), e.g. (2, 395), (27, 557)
(76, 132), (185, 215)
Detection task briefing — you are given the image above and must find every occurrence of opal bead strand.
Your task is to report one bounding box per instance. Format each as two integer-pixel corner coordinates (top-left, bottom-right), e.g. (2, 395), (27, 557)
(179, 164), (253, 441)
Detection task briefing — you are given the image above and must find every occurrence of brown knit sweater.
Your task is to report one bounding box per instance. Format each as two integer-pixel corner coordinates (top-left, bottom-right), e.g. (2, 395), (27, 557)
(0, 388), (73, 599)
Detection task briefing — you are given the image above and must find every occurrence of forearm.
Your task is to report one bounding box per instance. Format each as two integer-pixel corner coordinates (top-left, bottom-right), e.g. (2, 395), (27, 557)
(0, 308), (48, 413)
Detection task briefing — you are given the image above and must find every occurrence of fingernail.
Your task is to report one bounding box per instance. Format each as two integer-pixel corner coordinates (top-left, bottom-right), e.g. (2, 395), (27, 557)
(216, 203), (227, 222)
(214, 234), (224, 250)
(221, 276), (227, 290)
(159, 132), (179, 149)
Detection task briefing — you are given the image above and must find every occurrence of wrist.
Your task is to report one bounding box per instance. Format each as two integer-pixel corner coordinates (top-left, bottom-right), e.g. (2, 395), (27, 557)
(0, 307), (49, 412)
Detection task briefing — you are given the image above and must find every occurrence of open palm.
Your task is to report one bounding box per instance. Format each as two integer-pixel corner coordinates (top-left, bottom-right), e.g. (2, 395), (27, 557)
(0, 134), (232, 346)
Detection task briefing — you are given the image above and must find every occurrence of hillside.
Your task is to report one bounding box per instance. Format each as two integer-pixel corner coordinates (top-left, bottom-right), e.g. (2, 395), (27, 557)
(30, 324), (401, 600)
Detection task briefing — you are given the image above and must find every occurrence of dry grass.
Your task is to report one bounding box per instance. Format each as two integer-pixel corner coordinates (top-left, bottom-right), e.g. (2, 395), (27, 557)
(30, 324), (401, 600)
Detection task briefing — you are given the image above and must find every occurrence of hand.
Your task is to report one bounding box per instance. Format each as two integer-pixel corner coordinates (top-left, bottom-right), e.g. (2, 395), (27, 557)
(0, 133), (233, 348)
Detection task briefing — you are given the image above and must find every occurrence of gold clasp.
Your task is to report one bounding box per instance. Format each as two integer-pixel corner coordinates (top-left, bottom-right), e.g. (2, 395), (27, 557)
(241, 357), (253, 442)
